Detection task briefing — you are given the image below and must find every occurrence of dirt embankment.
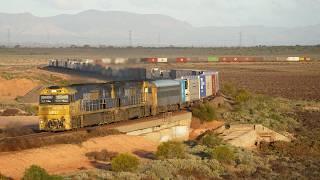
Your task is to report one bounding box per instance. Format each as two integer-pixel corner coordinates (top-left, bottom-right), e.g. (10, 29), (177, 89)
(0, 135), (157, 179)
(0, 77), (38, 101)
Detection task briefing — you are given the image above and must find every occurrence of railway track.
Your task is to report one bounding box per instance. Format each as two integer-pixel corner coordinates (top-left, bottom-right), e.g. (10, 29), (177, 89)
(0, 110), (187, 153)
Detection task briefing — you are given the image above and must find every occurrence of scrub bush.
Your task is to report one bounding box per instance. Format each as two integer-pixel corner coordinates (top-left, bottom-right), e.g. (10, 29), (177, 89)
(192, 103), (217, 122)
(111, 154), (139, 172)
(208, 146), (235, 164)
(156, 141), (186, 160)
(199, 133), (223, 148)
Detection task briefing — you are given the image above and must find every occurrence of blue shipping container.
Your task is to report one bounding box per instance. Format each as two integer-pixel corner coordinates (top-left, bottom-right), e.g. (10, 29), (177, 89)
(179, 80), (186, 103)
(200, 75), (206, 97)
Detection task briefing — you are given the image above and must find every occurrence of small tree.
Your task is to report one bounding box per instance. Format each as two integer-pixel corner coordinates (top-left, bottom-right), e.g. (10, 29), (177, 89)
(209, 146), (235, 164)
(111, 153), (139, 172)
(156, 141), (186, 160)
(200, 133), (223, 148)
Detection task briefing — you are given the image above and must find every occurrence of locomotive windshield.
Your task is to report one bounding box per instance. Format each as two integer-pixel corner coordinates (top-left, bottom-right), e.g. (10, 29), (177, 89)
(40, 95), (70, 104)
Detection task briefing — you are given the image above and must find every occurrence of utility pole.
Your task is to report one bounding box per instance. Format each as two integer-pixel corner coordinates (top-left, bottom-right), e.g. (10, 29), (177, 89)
(157, 33), (161, 47)
(239, 31), (243, 47)
(7, 28), (11, 47)
(46, 30), (50, 46)
(129, 30), (132, 47)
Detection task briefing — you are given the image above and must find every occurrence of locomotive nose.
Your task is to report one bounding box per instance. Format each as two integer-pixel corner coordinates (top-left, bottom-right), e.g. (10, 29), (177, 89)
(40, 116), (66, 131)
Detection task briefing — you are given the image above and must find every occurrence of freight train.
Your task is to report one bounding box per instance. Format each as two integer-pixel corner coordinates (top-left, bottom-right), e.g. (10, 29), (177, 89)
(38, 72), (219, 131)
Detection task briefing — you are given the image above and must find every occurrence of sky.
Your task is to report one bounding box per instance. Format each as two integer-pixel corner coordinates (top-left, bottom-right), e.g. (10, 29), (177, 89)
(0, 0), (320, 27)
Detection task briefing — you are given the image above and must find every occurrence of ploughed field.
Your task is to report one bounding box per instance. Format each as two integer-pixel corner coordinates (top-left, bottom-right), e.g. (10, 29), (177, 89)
(170, 62), (320, 101)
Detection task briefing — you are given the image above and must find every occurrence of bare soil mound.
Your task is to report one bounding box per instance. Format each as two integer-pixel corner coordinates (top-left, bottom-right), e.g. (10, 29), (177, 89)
(0, 135), (157, 179)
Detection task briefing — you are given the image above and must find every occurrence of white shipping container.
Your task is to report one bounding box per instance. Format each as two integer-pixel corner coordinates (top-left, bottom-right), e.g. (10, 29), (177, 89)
(287, 57), (300, 62)
(157, 58), (168, 63)
(114, 58), (127, 64)
(85, 59), (94, 64)
(102, 58), (112, 64)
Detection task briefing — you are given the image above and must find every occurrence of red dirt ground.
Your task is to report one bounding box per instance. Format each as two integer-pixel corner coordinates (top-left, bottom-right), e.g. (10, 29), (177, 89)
(0, 135), (157, 179)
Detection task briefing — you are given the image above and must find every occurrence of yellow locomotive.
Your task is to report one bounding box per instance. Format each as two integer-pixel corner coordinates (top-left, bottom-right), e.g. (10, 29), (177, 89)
(38, 81), (157, 131)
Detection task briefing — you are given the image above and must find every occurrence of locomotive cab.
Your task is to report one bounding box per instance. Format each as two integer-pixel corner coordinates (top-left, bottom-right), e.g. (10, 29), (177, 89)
(38, 86), (76, 131)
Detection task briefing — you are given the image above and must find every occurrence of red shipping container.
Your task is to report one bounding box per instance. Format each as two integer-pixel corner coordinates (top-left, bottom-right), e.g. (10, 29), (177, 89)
(176, 57), (188, 63)
(147, 58), (158, 63)
(212, 74), (217, 95)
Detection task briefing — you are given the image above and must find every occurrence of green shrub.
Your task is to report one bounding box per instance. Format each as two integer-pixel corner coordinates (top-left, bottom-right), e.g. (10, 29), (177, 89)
(192, 103), (217, 122)
(141, 159), (224, 179)
(209, 146), (235, 164)
(111, 153), (139, 172)
(22, 165), (63, 180)
(156, 141), (186, 160)
(235, 89), (251, 103)
(200, 133), (223, 148)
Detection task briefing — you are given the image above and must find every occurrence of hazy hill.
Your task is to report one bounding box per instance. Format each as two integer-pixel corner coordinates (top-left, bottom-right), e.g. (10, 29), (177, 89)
(0, 10), (319, 46)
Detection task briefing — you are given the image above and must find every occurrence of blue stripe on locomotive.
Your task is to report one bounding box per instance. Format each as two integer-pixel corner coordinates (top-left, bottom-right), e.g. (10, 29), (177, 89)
(200, 75), (206, 97)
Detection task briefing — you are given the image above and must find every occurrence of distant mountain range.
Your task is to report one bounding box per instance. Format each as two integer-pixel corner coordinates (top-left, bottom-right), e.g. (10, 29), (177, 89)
(0, 10), (319, 47)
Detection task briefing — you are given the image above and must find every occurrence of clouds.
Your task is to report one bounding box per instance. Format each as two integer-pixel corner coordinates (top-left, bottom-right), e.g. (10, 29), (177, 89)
(0, 0), (319, 27)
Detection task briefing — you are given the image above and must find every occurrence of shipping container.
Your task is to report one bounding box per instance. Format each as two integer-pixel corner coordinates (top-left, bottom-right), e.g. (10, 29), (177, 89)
(102, 58), (112, 64)
(286, 57), (300, 62)
(181, 76), (200, 102)
(157, 58), (168, 63)
(188, 57), (200, 63)
(205, 74), (213, 97)
(114, 58), (127, 64)
(219, 56), (263, 62)
(170, 70), (193, 79)
(153, 80), (181, 107)
(128, 58), (141, 64)
(212, 72), (219, 95)
(176, 79), (186, 103)
(176, 57), (188, 63)
(208, 56), (219, 62)
(199, 75), (206, 98)
(299, 57), (311, 61)
(148, 58), (158, 63)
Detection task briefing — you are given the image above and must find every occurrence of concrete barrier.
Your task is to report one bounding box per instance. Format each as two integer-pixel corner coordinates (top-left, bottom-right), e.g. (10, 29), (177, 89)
(115, 112), (192, 142)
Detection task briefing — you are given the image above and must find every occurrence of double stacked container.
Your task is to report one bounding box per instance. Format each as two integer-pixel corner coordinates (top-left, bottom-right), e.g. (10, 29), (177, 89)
(181, 76), (200, 102)
(170, 70), (193, 79)
(153, 80), (181, 107)
(202, 71), (219, 96)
